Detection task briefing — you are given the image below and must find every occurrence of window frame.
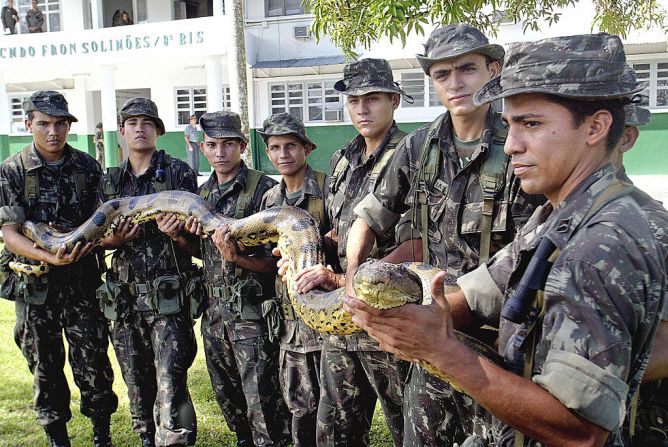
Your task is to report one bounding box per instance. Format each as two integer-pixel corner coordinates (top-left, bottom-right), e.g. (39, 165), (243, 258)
(630, 57), (668, 110)
(16, 0), (60, 33)
(265, 0), (306, 17)
(268, 79), (343, 123)
(8, 93), (31, 134)
(174, 86), (232, 126)
(399, 70), (441, 108)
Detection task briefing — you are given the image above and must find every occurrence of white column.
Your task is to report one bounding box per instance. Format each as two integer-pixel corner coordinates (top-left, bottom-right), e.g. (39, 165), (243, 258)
(206, 55), (224, 112)
(0, 72), (10, 159)
(99, 66), (119, 166)
(61, 0), (85, 31)
(90, 0), (104, 28)
(213, 0), (225, 16)
(70, 75), (93, 136)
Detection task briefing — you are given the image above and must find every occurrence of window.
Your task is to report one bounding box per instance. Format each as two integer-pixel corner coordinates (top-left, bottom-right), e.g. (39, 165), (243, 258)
(266, 0), (305, 17)
(400, 72), (441, 108)
(270, 80), (342, 122)
(17, 0), (60, 33)
(175, 86), (232, 125)
(9, 94), (30, 133)
(632, 60), (668, 109)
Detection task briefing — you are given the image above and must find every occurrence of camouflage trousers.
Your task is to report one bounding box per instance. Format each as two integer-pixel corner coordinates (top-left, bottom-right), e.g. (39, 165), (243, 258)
(112, 309), (197, 446)
(316, 338), (409, 447)
(403, 365), (495, 446)
(201, 302), (291, 447)
(13, 283), (118, 426)
(279, 348), (321, 446)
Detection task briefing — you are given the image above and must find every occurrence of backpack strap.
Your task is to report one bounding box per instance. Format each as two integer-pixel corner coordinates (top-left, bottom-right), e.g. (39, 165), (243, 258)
(306, 170), (327, 225)
(328, 148), (349, 195)
(413, 113), (448, 262)
(19, 146), (39, 209)
(479, 112), (510, 262)
(369, 129), (406, 178)
(235, 169), (263, 219)
(67, 148), (91, 204)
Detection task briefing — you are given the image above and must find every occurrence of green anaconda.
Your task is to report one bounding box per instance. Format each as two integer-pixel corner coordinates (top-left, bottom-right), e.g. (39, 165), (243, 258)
(18, 190), (502, 387)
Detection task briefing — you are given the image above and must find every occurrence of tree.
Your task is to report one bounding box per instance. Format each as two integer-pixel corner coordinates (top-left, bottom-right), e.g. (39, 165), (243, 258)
(306, 0), (668, 59)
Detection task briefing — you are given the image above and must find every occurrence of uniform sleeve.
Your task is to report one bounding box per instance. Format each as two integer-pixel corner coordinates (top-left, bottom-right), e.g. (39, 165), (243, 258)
(354, 138), (413, 235)
(0, 162), (27, 226)
(532, 224), (663, 432)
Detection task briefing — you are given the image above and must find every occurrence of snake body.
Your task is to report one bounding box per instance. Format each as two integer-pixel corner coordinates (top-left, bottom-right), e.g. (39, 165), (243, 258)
(20, 190), (501, 387)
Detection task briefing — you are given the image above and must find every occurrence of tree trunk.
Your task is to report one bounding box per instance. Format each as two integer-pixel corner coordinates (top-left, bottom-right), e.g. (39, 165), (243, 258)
(226, 0), (253, 168)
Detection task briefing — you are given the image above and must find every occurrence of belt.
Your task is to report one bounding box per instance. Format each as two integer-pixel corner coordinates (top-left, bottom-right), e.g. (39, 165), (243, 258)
(127, 282), (151, 295)
(279, 300), (296, 320)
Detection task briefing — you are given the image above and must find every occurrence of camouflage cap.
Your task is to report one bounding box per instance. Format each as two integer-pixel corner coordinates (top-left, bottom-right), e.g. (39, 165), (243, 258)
(624, 104), (651, 127)
(199, 111), (248, 143)
(257, 112), (317, 149)
(334, 58), (407, 97)
(417, 24), (505, 76)
(474, 33), (646, 105)
(118, 97), (166, 135)
(23, 90), (78, 122)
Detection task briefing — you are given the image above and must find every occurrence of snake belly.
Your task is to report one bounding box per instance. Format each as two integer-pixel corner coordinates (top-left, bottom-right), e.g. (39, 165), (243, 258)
(20, 190), (501, 388)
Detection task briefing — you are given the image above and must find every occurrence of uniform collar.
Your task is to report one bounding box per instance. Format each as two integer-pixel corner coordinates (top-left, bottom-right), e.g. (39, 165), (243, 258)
(343, 121), (400, 164)
(278, 164), (323, 199)
(24, 142), (73, 172)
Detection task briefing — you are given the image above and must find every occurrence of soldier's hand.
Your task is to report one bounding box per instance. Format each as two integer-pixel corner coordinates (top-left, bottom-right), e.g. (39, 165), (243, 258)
(184, 216), (204, 237)
(41, 241), (94, 266)
(272, 247), (289, 283)
(156, 212), (184, 240)
(294, 264), (343, 293)
(212, 225), (238, 262)
(343, 271), (456, 362)
(100, 216), (139, 247)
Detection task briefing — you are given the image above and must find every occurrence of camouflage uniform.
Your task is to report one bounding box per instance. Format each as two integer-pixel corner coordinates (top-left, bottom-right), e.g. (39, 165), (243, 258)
(100, 97), (198, 446)
(318, 58), (410, 447)
(354, 25), (542, 446)
(456, 33), (664, 446)
(618, 103), (668, 445)
(0, 91), (117, 444)
(197, 111), (290, 447)
(258, 113), (327, 447)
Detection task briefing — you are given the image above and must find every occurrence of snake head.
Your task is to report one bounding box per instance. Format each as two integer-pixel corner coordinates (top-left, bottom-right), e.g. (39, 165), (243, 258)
(352, 259), (423, 309)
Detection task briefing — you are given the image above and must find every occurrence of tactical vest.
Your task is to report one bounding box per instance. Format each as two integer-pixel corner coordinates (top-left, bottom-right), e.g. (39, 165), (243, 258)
(102, 150), (173, 200)
(328, 128), (407, 200)
(20, 145), (90, 217)
(412, 112), (509, 263)
(198, 168), (263, 219)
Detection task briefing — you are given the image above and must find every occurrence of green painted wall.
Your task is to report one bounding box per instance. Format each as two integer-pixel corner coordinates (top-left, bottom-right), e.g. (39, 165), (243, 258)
(2, 114), (667, 175)
(623, 112), (668, 176)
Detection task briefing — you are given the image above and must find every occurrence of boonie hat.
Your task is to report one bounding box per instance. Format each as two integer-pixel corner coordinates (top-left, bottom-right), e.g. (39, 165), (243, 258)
(417, 24), (505, 75)
(118, 97), (166, 135)
(23, 90), (78, 122)
(624, 104), (651, 127)
(258, 113), (317, 149)
(474, 33), (646, 105)
(199, 111), (248, 143)
(334, 58), (408, 97)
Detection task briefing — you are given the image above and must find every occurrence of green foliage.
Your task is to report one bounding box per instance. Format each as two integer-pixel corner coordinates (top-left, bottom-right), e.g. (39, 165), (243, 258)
(305, 0), (668, 59)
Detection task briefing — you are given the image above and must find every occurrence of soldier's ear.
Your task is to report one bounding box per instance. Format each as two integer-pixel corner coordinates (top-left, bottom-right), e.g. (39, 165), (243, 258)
(488, 61), (501, 78)
(304, 143), (313, 157)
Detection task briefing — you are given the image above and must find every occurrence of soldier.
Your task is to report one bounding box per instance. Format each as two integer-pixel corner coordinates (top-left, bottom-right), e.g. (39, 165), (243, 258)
(612, 99), (668, 444)
(285, 58), (412, 447)
(25, 0), (43, 32)
(0, 91), (118, 447)
(177, 111), (291, 447)
(97, 97), (198, 447)
(345, 32), (665, 446)
(258, 113), (328, 446)
(344, 24), (543, 445)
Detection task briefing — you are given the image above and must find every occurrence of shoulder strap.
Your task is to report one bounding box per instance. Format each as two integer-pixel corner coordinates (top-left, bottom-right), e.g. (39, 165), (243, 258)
(479, 112), (510, 262)
(67, 149), (90, 203)
(413, 114), (448, 262)
(306, 170), (327, 225)
(19, 146), (38, 208)
(370, 129), (406, 177)
(235, 169), (263, 219)
(102, 167), (123, 200)
(331, 149), (349, 181)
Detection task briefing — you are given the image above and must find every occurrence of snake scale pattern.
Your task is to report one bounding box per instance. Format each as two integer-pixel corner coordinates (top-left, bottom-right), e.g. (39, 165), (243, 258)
(20, 190), (502, 387)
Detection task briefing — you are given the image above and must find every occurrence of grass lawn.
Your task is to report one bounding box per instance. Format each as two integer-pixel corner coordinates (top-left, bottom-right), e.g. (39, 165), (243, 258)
(0, 296), (395, 446)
